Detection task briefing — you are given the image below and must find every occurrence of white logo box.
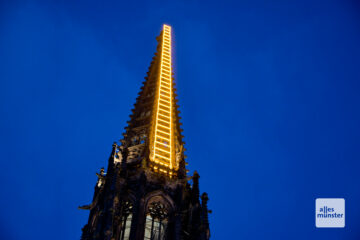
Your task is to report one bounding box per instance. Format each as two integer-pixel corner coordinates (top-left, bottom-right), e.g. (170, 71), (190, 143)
(315, 198), (345, 228)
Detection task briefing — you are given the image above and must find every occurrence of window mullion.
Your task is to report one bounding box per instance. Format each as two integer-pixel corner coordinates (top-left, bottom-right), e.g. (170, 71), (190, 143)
(158, 219), (162, 240)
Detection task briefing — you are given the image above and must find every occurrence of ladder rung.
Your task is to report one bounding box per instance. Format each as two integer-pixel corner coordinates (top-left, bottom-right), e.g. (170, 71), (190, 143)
(156, 129), (170, 136)
(154, 153), (170, 160)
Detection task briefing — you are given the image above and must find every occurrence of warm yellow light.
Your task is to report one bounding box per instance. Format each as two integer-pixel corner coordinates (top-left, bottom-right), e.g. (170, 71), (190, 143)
(154, 153), (170, 160)
(150, 24), (177, 175)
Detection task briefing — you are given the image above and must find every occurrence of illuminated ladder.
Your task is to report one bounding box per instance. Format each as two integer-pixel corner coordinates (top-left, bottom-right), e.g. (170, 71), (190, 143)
(152, 24), (174, 172)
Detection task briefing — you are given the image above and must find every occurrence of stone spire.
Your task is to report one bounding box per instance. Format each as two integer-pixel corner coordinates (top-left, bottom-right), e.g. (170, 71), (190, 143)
(120, 24), (185, 178)
(79, 24), (210, 240)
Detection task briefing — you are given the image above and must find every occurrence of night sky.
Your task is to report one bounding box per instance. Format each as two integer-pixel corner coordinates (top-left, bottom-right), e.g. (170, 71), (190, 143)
(1, 0), (360, 239)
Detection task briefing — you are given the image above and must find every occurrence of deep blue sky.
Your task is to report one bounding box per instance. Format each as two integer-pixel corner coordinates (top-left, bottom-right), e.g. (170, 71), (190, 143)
(1, 0), (360, 239)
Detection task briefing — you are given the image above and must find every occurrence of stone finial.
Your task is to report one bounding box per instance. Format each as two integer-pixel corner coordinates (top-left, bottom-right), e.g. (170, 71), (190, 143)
(201, 192), (211, 240)
(192, 171), (200, 204)
(120, 147), (129, 176)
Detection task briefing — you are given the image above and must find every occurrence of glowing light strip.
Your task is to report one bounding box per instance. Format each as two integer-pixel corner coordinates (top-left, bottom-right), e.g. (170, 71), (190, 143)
(157, 118), (170, 125)
(160, 90), (171, 94)
(155, 147), (170, 153)
(155, 150), (170, 158)
(155, 147), (171, 154)
(158, 105), (171, 112)
(158, 113), (170, 119)
(160, 97), (170, 103)
(157, 122), (170, 129)
(154, 153), (170, 160)
(152, 24), (174, 170)
(155, 139), (168, 144)
(156, 129), (170, 135)
(161, 85), (170, 90)
(155, 136), (168, 141)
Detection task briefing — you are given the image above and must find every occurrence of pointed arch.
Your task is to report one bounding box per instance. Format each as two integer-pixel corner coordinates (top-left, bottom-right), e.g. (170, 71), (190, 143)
(143, 191), (175, 240)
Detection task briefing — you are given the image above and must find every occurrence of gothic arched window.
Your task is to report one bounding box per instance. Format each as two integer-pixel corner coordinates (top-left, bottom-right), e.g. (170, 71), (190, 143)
(119, 201), (133, 240)
(144, 202), (168, 240)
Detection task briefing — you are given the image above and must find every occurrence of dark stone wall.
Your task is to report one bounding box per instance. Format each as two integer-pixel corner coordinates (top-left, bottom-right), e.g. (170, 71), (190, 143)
(80, 145), (210, 240)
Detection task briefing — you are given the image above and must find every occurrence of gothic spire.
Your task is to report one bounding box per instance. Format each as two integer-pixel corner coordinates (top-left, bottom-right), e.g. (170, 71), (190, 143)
(120, 24), (185, 178)
(80, 24), (211, 240)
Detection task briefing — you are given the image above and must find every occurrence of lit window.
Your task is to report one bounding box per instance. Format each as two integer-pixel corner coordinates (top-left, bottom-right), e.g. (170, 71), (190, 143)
(144, 202), (168, 240)
(119, 201), (133, 240)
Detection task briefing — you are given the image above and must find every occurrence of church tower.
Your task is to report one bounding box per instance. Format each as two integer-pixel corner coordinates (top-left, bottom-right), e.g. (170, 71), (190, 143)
(79, 24), (210, 240)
